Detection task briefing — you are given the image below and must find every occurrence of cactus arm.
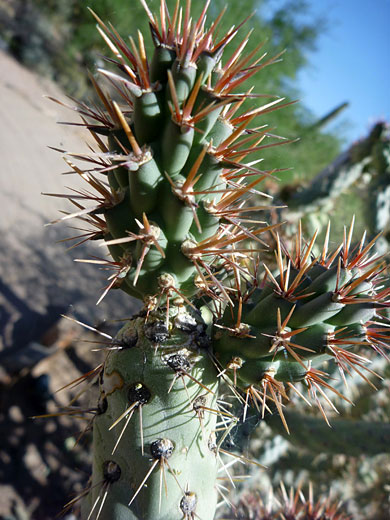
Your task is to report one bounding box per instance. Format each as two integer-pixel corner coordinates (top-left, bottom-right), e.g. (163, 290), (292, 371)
(282, 122), (390, 249)
(286, 151), (367, 214)
(266, 409), (390, 457)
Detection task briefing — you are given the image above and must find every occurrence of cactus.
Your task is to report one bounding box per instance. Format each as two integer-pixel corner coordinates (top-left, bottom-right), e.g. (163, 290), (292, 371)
(267, 409), (390, 456)
(229, 482), (351, 520)
(47, 2), (390, 519)
(279, 121), (390, 252)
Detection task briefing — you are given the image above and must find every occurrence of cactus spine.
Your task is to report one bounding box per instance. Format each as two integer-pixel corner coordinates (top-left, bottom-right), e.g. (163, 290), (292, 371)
(49, 2), (390, 519)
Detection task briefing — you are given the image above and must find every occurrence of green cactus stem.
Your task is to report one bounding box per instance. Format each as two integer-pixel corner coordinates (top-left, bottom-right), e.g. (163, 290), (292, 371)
(84, 310), (219, 520)
(267, 409), (390, 457)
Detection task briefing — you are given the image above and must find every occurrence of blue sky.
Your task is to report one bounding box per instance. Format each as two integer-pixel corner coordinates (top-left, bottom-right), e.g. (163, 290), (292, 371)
(294, 0), (390, 143)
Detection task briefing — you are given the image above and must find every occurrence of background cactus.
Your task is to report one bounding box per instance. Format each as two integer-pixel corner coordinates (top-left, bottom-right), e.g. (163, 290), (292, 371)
(278, 121), (390, 256)
(227, 482), (352, 520)
(46, 2), (390, 519)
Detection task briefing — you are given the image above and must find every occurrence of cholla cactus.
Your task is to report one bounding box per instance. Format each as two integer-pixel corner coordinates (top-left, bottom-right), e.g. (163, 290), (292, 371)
(48, 1), (390, 519)
(232, 482), (351, 520)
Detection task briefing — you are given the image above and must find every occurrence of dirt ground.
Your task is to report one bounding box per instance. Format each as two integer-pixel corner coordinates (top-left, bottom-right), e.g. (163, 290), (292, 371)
(0, 50), (138, 519)
(0, 318), (105, 520)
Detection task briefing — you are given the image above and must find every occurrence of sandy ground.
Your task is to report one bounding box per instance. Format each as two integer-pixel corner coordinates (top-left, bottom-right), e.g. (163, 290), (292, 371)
(0, 50), (138, 519)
